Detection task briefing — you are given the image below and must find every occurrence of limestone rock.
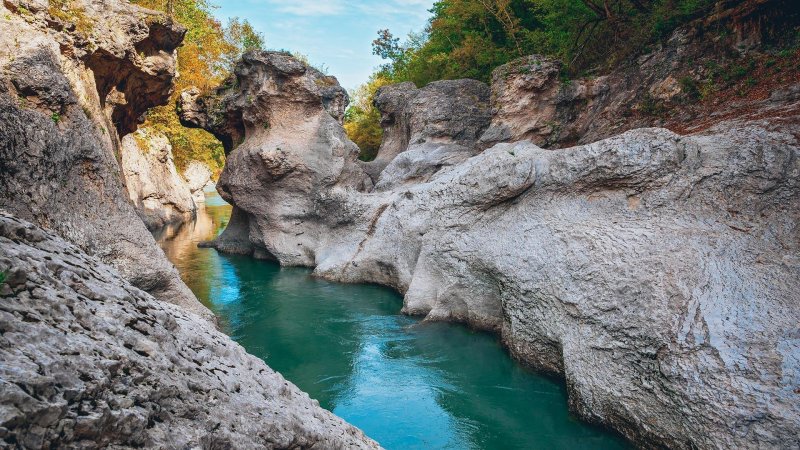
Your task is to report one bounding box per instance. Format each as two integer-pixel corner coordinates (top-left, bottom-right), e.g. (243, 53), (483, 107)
(366, 79), (491, 189)
(188, 51), (800, 447)
(0, 211), (380, 449)
(183, 160), (214, 205)
(0, 0), (210, 319)
(121, 130), (196, 230)
(179, 51), (372, 264)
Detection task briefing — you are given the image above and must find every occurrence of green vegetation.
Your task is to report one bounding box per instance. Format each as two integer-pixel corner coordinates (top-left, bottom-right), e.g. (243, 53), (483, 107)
(345, 0), (716, 157)
(48, 0), (93, 36)
(130, 0), (264, 176)
(51, 112), (61, 124)
(0, 271), (5, 285)
(372, 0), (717, 86)
(343, 74), (392, 161)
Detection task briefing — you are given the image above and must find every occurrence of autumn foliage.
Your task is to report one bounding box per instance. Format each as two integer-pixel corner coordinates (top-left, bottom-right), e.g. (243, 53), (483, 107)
(130, 0), (263, 176)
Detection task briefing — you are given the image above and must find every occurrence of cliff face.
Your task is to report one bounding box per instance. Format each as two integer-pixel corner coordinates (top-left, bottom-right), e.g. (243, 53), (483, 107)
(182, 38), (800, 448)
(480, 0), (800, 149)
(0, 212), (379, 449)
(121, 130), (197, 231)
(0, 0), (210, 319)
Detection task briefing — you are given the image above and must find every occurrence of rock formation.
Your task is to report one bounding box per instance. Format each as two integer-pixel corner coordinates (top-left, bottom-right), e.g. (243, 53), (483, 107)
(179, 51), (372, 263)
(182, 46), (800, 448)
(479, 1), (800, 150)
(121, 130), (197, 230)
(0, 0), (211, 319)
(0, 212), (379, 449)
(183, 160), (214, 205)
(365, 79), (491, 188)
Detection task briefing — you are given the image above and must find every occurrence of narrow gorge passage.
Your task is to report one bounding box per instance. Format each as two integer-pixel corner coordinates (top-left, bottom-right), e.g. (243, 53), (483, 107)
(155, 189), (630, 450)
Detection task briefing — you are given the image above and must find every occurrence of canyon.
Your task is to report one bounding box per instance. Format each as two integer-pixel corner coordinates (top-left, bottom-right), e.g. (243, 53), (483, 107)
(0, 0), (798, 448)
(180, 12), (800, 450)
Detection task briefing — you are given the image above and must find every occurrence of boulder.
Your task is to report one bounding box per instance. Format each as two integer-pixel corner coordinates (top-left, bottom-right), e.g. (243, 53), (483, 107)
(0, 0), (210, 319)
(179, 50), (372, 264)
(121, 130), (196, 230)
(0, 211), (380, 449)
(366, 79), (491, 189)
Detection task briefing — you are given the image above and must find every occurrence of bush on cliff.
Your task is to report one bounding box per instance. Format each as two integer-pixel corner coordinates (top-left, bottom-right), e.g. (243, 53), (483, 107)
(344, 74), (392, 161)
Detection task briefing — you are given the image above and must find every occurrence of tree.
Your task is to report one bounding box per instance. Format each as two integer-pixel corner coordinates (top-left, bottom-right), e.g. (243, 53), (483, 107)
(343, 75), (392, 161)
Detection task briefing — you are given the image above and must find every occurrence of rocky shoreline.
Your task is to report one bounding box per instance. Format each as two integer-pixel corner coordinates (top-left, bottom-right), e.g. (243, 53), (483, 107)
(0, 0), (380, 447)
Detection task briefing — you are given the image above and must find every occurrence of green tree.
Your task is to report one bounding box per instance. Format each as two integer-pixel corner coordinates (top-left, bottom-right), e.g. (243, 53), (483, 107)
(344, 74), (392, 161)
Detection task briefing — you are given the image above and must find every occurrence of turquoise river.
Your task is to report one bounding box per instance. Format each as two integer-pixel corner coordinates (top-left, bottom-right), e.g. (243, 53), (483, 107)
(155, 190), (630, 450)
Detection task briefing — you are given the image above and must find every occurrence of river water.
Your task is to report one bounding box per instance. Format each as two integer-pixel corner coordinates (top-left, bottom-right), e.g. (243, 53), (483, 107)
(155, 190), (629, 450)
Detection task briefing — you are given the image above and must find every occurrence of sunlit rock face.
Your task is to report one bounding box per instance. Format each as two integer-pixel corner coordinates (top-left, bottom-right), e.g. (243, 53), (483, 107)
(183, 46), (800, 448)
(0, 0), (210, 318)
(121, 130), (196, 230)
(183, 160), (214, 205)
(0, 212), (380, 449)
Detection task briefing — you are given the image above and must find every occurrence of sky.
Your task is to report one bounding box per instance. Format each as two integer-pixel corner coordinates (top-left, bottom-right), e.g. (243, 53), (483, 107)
(212, 0), (435, 90)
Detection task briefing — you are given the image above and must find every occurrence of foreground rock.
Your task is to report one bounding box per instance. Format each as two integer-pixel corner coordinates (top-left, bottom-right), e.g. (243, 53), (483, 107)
(0, 211), (380, 449)
(121, 130), (196, 230)
(0, 0), (209, 318)
(183, 48), (800, 448)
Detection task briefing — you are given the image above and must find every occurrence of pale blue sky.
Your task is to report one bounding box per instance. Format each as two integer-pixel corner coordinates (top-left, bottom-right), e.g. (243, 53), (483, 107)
(212, 0), (435, 90)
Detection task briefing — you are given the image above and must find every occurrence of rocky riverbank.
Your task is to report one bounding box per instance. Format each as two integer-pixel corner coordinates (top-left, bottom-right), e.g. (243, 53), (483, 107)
(0, 212), (378, 449)
(181, 22), (800, 449)
(0, 0), (382, 447)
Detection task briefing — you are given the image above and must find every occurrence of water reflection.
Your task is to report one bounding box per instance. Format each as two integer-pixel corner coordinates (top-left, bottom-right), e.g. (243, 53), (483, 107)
(157, 190), (629, 450)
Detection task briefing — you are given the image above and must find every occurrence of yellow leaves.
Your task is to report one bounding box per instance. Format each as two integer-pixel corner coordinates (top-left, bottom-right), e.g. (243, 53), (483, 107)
(344, 75), (393, 161)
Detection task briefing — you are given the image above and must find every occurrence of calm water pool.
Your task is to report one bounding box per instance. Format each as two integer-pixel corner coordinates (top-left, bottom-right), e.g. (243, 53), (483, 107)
(156, 190), (629, 450)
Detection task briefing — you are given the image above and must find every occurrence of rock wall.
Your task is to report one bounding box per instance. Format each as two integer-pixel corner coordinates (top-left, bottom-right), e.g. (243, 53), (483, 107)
(0, 0), (210, 319)
(479, 0), (800, 149)
(183, 160), (213, 206)
(0, 212), (379, 449)
(121, 130), (196, 231)
(182, 49), (800, 448)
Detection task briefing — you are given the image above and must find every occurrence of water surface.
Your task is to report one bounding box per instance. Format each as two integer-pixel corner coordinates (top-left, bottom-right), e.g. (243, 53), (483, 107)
(157, 190), (629, 450)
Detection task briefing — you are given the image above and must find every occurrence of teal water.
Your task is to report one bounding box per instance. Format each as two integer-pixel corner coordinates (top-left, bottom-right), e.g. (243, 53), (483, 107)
(156, 190), (629, 450)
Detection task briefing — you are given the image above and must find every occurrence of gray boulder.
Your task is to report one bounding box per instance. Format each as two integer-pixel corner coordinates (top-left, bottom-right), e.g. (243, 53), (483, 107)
(366, 79), (491, 189)
(179, 51), (373, 264)
(0, 211), (380, 449)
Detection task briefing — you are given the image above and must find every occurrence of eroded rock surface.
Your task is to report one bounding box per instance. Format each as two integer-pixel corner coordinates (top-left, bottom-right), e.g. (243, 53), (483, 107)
(367, 79), (490, 189)
(184, 160), (214, 205)
(184, 48), (800, 448)
(0, 211), (380, 449)
(121, 130), (196, 230)
(179, 51), (372, 263)
(0, 0), (210, 318)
